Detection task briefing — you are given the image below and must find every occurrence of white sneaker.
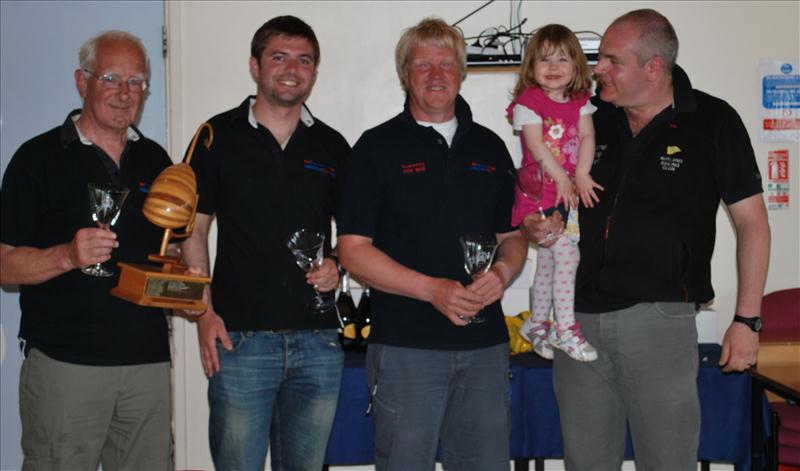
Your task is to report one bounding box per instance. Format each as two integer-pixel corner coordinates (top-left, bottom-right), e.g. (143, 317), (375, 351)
(520, 319), (554, 360)
(550, 323), (598, 362)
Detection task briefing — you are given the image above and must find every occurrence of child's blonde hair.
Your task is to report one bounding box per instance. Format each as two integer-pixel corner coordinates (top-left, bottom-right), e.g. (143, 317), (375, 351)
(513, 24), (593, 99)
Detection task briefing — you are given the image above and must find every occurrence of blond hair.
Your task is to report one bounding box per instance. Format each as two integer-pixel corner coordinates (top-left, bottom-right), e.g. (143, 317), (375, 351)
(395, 17), (466, 92)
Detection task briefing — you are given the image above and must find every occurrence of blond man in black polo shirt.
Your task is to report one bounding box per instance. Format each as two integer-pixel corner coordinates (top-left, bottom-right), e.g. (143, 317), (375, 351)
(337, 18), (528, 471)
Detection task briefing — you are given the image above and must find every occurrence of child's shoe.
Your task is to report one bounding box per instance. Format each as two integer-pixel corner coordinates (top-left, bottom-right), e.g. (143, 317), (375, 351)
(550, 323), (597, 362)
(520, 319), (554, 360)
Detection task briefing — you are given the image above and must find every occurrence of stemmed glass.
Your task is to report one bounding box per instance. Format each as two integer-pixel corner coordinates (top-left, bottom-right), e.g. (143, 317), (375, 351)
(82, 183), (129, 277)
(459, 234), (499, 324)
(515, 162), (545, 216)
(286, 229), (335, 313)
(516, 161), (561, 245)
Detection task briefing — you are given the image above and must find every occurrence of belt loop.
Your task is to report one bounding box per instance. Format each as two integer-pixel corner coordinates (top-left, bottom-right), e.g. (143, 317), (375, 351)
(18, 337), (30, 359)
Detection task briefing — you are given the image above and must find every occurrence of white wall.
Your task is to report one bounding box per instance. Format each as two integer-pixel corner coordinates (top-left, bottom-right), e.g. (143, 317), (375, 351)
(167, 2), (799, 469)
(0, 2), (167, 469)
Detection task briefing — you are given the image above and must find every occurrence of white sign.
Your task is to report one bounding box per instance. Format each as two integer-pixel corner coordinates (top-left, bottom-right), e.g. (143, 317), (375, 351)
(759, 59), (800, 143)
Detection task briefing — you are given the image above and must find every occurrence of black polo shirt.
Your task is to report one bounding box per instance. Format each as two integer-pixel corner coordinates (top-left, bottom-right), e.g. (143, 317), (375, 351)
(576, 66), (763, 313)
(336, 95), (517, 350)
(189, 97), (350, 331)
(0, 110), (172, 365)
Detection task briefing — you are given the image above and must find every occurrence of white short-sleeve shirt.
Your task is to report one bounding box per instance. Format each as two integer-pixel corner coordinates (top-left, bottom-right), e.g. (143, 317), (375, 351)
(511, 101), (597, 131)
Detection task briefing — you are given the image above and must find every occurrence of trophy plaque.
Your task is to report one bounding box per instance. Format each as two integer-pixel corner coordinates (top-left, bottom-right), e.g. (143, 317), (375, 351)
(111, 124), (213, 311)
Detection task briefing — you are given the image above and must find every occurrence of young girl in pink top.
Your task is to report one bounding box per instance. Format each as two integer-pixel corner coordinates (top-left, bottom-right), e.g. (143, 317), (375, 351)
(509, 24), (603, 361)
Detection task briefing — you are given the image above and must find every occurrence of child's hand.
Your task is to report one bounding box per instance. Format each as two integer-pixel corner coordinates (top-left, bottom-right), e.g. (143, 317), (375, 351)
(575, 172), (604, 208)
(555, 174), (578, 209)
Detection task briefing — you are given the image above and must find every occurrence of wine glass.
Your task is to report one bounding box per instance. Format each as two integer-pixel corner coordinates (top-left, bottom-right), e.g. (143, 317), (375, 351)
(286, 229), (335, 313)
(82, 183), (130, 277)
(459, 234), (499, 324)
(515, 162), (545, 216)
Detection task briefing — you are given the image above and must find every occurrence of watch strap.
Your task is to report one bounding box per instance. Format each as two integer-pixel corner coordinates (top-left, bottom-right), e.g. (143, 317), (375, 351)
(733, 315), (762, 332)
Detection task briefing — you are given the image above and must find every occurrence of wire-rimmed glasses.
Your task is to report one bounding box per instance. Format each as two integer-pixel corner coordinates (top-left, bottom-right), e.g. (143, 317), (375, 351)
(82, 69), (149, 92)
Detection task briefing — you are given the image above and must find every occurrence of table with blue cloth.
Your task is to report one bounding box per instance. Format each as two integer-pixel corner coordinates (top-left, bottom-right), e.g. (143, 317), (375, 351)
(324, 344), (755, 470)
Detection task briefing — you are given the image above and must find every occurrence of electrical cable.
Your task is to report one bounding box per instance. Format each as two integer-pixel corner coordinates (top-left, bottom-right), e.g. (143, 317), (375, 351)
(452, 0), (495, 28)
(455, 1), (602, 67)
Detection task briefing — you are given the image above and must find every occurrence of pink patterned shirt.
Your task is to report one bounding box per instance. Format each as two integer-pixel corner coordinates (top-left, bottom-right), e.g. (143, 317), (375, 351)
(507, 87), (593, 225)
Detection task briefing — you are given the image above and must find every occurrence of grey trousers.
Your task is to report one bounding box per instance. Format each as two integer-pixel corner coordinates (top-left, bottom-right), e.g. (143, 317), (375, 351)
(20, 348), (172, 471)
(553, 302), (700, 471)
(366, 343), (511, 471)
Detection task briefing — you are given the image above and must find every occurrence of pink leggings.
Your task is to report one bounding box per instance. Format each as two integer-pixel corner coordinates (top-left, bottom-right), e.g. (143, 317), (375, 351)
(530, 235), (580, 330)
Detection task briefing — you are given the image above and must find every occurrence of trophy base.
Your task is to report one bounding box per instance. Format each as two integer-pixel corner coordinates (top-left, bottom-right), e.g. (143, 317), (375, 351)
(111, 262), (211, 311)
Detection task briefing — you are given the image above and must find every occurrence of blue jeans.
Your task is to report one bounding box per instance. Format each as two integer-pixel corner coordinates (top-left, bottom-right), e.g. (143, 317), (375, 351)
(366, 343), (511, 471)
(208, 329), (344, 471)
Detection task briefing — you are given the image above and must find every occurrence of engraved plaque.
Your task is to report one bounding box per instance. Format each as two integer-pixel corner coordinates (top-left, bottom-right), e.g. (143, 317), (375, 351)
(144, 278), (205, 300)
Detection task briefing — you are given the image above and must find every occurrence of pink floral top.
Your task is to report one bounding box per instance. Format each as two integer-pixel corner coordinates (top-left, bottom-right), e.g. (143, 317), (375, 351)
(507, 87), (592, 225)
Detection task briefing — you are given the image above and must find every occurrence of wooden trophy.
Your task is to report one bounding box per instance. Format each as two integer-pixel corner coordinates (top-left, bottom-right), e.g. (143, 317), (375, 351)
(111, 124), (213, 311)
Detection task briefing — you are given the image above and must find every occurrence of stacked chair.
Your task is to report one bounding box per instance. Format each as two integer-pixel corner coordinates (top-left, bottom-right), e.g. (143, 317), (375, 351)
(759, 288), (800, 470)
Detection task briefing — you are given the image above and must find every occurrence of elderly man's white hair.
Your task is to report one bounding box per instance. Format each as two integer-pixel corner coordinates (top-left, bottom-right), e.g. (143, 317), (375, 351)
(79, 30), (150, 79)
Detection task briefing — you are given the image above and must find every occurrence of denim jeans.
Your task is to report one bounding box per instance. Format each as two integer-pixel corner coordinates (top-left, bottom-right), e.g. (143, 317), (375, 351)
(365, 343), (511, 471)
(208, 329), (344, 471)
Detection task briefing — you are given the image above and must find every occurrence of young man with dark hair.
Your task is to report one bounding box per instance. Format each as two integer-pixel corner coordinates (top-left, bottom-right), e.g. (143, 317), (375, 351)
(181, 15), (350, 470)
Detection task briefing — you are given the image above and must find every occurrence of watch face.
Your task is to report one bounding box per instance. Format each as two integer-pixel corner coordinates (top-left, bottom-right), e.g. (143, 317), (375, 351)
(735, 315), (763, 332)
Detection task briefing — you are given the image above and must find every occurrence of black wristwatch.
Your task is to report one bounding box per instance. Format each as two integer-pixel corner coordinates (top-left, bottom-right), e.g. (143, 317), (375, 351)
(733, 315), (762, 333)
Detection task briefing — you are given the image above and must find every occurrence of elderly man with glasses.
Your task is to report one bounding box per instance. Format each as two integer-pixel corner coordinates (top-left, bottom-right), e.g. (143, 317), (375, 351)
(1, 31), (177, 470)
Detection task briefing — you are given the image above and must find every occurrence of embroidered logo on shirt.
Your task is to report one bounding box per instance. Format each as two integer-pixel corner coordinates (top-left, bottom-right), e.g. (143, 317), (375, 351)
(468, 162), (496, 174)
(138, 181), (151, 193)
(401, 162), (427, 174)
(660, 145), (684, 171)
(303, 160), (336, 176)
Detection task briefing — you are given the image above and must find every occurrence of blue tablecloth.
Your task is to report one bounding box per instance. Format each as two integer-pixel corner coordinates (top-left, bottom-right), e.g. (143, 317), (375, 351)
(324, 344), (753, 469)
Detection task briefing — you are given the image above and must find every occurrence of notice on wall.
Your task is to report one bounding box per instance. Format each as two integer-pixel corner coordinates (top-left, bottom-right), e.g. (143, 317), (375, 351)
(767, 149), (790, 210)
(759, 59), (800, 143)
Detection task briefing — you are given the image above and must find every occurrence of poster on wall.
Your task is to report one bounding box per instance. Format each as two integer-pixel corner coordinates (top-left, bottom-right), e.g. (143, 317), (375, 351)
(759, 59), (800, 143)
(767, 149), (790, 211)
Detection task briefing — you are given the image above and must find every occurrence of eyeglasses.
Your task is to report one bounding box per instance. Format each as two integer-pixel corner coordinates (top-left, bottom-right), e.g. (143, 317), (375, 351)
(83, 69), (149, 92)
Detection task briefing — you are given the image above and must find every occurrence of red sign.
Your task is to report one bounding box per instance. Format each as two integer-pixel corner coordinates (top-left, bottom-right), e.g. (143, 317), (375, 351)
(763, 119), (800, 130)
(768, 150), (789, 183)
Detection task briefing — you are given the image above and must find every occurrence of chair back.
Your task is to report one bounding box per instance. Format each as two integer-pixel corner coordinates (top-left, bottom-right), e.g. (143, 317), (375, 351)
(760, 288), (800, 343)
(759, 289), (800, 466)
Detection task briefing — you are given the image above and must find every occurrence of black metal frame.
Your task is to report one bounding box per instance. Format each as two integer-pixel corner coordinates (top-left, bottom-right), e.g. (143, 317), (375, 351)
(750, 367), (800, 471)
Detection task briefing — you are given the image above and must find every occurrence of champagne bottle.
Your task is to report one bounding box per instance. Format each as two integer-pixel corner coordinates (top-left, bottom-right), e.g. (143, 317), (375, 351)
(336, 271), (359, 351)
(356, 285), (371, 350)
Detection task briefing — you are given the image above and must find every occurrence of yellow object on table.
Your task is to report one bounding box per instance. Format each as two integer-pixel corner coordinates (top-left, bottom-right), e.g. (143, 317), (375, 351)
(506, 311), (533, 355)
